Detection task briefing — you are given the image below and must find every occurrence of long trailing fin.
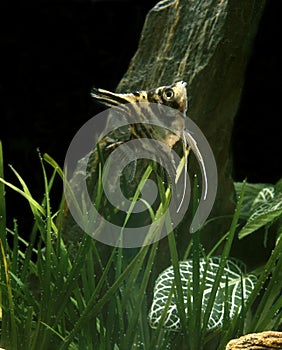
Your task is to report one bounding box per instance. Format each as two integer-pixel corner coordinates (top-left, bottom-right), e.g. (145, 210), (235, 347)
(184, 130), (208, 201)
(176, 133), (189, 213)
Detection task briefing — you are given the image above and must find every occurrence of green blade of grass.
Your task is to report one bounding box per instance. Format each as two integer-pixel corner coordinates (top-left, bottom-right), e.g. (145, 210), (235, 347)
(218, 234), (282, 347)
(45, 153), (85, 221)
(0, 141), (8, 347)
(257, 293), (282, 331)
(0, 172), (50, 238)
(35, 152), (54, 350)
(148, 280), (176, 350)
(11, 220), (19, 276)
(0, 140), (6, 249)
(0, 238), (17, 350)
(59, 246), (150, 350)
(167, 228), (187, 335)
(43, 153), (65, 180)
(189, 175), (203, 349)
(119, 177), (169, 311)
(201, 180), (247, 338)
(248, 236), (282, 331)
(122, 165), (153, 229)
(243, 235), (282, 333)
(52, 234), (95, 328)
(0, 176), (45, 216)
(8, 271), (38, 310)
(120, 242), (159, 348)
(22, 307), (34, 349)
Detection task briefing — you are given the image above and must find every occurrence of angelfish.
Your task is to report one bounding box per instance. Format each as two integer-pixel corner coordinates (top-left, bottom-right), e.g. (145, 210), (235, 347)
(91, 81), (208, 212)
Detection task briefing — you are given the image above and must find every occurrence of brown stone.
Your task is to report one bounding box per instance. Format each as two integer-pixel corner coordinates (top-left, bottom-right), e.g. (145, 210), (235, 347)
(226, 331), (282, 349)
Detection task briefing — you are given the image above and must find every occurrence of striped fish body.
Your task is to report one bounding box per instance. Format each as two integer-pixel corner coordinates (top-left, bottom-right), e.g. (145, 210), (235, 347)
(92, 81), (188, 192)
(92, 81), (188, 148)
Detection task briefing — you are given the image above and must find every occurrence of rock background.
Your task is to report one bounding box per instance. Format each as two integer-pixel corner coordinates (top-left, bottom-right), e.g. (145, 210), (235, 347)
(114, 0), (266, 253)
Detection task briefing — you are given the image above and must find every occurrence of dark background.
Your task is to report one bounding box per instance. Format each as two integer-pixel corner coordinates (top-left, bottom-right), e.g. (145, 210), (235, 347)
(0, 0), (281, 232)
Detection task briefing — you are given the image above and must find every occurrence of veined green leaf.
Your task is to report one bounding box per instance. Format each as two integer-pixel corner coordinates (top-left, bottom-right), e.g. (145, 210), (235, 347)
(238, 186), (282, 239)
(234, 182), (271, 219)
(148, 257), (256, 332)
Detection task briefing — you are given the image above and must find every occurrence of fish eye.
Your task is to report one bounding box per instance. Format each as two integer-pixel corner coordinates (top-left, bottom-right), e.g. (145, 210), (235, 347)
(163, 88), (174, 101)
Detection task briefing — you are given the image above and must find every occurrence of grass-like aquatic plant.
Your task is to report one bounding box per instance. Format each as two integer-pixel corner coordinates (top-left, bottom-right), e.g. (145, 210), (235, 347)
(0, 140), (281, 349)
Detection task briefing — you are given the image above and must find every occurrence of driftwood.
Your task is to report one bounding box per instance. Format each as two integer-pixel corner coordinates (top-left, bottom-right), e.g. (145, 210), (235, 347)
(226, 331), (282, 349)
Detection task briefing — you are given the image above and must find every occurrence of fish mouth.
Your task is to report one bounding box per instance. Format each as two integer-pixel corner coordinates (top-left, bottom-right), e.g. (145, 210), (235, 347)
(178, 81), (187, 87)
(170, 81), (187, 88)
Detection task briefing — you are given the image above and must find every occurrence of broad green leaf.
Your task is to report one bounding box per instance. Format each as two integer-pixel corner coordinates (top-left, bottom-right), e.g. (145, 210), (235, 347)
(234, 182), (271, 219)
(238, 187), (282, 239)
(148, 257), (256, 331)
